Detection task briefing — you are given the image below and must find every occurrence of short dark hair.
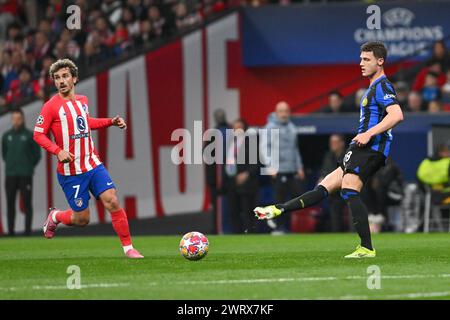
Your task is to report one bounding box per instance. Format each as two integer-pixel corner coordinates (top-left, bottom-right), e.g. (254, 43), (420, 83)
(360, 41), (387, 63)
(234, 118), (249, 131)
(11, 108), (24, 117)
(426, 71), (439, 78)
(49, 58), (78, 79)
(19, 65), (32, 76)
(329, 90), (343, 99)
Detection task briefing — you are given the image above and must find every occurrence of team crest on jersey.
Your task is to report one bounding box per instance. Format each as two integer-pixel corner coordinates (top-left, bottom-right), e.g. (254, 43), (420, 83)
(76, 116), (86, 132)
(36, 115), (44, 125)
(75, 198), (83, 208)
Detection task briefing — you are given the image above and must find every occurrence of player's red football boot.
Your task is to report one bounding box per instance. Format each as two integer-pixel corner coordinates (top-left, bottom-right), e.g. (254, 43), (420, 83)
(125, 248), (144, 259)
(43, 208), (60, 239)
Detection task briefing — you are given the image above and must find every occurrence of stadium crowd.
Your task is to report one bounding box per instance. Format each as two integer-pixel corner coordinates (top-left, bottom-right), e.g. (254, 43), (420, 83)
(0, 0), (229, 112)
(1, 0), (449, 114)
(319, 41), (450, 114)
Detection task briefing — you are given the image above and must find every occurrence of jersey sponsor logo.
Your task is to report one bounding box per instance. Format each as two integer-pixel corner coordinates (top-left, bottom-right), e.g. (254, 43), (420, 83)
(70, 132), (90, 140)
(36, 115), (44, 125)
(76, 115), (87, 132)
(383, 93), (396, 100)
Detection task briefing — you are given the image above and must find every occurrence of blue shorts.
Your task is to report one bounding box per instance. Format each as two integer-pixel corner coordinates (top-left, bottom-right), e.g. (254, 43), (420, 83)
(57, 164), (116, 212)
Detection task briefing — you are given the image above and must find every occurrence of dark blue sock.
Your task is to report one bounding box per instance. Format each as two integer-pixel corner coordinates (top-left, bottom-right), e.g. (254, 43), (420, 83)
(341, 188), (373, 250)
(276, 185), (328, 212)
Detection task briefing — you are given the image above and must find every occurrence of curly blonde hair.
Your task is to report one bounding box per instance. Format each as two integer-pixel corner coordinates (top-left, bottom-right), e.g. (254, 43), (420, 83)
(49, 58), (78, 79)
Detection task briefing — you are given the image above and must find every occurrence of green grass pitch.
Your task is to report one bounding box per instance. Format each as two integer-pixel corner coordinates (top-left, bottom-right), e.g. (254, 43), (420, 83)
(1, 233), (449, 300)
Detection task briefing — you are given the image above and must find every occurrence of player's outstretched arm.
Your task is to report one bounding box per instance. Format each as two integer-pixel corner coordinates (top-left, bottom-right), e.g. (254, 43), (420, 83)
(352, 104), (403, 147)
(88, 115), (126, 130)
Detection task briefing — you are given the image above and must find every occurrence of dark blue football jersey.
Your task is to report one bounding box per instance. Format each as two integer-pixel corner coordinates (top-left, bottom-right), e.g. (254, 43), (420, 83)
(354, 75), (399, 157)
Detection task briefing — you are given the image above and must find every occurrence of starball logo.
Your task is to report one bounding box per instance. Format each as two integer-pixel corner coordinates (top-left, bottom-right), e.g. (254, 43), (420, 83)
(357, 5), (444, 57)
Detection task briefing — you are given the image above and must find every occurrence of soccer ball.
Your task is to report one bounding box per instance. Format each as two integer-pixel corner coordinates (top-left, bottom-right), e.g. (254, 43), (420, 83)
(179, 231), (209, 261)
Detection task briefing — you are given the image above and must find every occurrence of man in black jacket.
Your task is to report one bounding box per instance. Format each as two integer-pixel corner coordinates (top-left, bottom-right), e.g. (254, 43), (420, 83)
(2, 108), (41, 236)
(224, 119), (260, 234)
(318, 134), (347, 232)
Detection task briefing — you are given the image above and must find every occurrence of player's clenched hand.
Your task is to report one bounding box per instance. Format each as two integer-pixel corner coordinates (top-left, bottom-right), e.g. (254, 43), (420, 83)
(352, 132), (372, 147)
(112, 115), (127, 129)
(57, 150), (75, 163)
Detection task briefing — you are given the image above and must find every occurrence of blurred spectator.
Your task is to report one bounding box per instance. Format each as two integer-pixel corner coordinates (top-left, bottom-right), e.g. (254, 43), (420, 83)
(102, 0), (123, 26)
(199, 0), (226, 18)
(174, 1), (202, 31)
(147, 5), (170, 37)
(127, 0), (145, 19)
(135, 19), (155, 47)
(83, 16), (114, 66)
(428, 40), (450, 72)
(90, 16), (115, 48)
(204, 108), (230, 234)
(32, 31), (51, 64)
(318, 134), (347, 232)
(417, 142), (450, 228)
(2, 108), (41, 236)
(111, 20), (132, 55)
(321, 91), (350, 113)
(39, 18), (58, 45)
(412, 59), (446, 92)
(393, 81), (409, 108)
(441, 69), (450, 107)
(52, 40), (68, 60)
(58, 29), (81, 62)
(122, 5), (140, 39)
(260, 101), (305, 234)
(421, 71), (441, 104)
(406, 91), (425, 112)
(3, 65), (41, 106)
(224, 118), (260, 234)
(1, 49), (14, 93)
(2, 22), (22, 51)
(428, 100), (443, 113)
(37, 55), (55, 99)
(0, 2), (18, 41)
(366, 158), (404, 232)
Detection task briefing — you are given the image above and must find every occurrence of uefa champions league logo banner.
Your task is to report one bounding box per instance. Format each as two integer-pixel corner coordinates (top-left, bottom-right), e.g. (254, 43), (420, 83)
(242, 1), (450, 66)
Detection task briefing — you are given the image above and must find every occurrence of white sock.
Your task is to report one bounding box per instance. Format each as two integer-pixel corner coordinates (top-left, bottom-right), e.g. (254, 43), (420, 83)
(123, 245), (133, 253)
(51, 211), (59, 223)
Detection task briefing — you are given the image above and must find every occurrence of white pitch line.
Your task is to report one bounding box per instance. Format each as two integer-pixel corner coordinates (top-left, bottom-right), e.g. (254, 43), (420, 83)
(0, 283), (130, 292)
(177, 274), (450, 286)
(1, 274), (449, 292)
(297, 291), (450, 300)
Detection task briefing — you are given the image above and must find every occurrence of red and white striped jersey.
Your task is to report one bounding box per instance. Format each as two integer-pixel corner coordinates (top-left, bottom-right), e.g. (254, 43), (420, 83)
(33, 94), (112, 176)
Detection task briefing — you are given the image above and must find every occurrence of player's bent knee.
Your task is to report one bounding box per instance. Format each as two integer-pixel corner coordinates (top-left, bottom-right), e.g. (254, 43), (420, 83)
(104, 195), (120, 212)
(341, 173), (362, 191)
